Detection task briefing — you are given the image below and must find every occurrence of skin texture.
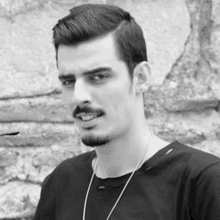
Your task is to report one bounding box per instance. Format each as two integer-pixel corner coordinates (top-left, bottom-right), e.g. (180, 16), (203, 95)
(57, 33), (167, 178)
(58, 34), (139, 147)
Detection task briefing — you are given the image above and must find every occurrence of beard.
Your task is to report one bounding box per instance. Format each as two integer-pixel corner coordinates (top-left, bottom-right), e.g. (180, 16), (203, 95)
(81, 134), (111, 147)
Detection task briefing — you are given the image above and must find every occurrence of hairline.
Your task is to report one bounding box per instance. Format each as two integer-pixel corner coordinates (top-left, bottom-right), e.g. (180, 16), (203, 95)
(55, 30), (135, 80)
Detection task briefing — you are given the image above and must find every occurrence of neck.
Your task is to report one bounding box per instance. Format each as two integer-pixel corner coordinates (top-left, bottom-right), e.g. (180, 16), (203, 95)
(93, 121), (165, 179)
(92, 99), (169, 178)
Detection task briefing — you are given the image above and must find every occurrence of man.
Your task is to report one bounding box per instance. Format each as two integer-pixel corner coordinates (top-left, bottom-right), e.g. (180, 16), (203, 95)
(34, 4), (220, 220)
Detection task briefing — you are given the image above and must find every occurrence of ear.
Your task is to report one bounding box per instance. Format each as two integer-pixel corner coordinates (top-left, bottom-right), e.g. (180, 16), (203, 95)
(133, 61), (151, 94)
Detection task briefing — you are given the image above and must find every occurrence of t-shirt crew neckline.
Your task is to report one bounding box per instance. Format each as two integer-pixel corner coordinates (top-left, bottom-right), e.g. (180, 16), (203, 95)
(86, 141), (178, 187)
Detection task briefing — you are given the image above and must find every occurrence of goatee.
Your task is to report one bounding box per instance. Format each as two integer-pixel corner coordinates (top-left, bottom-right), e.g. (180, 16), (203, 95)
(81, 135), (110, 147)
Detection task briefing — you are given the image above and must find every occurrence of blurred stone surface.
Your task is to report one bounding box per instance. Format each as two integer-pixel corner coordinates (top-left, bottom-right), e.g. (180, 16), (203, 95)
(0, 144), (89, 185)
(149, 108), (220, 147)
(210, 0), (220, 97)
(0, 0), (220, 219)
(108, 0), (190, 85)
(0, 182), (40, 219)
(163, 87), (219, 112)
(0, 10), (60, 99)
(0, 93), (71, 122)
(0, 0), (45, 18)
(0, 122), (83, 148)
(0, 149), (18, 167)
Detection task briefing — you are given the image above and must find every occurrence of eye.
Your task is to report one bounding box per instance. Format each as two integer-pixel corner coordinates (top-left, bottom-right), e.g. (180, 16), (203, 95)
(62, 79), (76, 87)
(90, 74), (108, 82)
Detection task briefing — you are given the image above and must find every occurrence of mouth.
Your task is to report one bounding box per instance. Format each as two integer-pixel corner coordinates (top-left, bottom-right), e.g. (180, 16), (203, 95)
(75, 113), (103, 122)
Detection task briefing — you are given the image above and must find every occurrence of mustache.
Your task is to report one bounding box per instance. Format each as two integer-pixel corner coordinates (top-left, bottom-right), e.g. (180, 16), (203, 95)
(73, 106), (104, 117)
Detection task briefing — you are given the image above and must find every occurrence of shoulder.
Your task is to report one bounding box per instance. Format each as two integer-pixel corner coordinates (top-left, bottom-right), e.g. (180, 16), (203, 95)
(155, 141), (220, 177)
(56, 150), (95, 170)
(168, 141), (220, 177)
(173, 141), (219, 165)
(168, 142), (220, 219)
(55, 150), (95, 175)
(43, 150), (95, 186)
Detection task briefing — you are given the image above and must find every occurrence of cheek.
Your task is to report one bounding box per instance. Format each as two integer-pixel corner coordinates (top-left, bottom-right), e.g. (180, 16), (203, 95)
(62, 91), (70, 104)
(62, 90), (74, 110)
(100, 88), (133, 117)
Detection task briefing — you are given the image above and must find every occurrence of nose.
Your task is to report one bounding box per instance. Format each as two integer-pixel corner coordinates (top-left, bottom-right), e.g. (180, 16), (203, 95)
(71, 79), (92, 106)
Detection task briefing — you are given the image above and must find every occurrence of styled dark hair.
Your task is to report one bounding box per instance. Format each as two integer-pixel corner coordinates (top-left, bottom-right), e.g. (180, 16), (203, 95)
(52, 4), (147, 78)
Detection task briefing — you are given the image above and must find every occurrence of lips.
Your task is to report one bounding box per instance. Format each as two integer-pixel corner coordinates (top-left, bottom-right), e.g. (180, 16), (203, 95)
(75, 112), (103, 123)
(74, 112), (103, 129)
(73, 106), (104, 126)
(76, 113), (103, 121)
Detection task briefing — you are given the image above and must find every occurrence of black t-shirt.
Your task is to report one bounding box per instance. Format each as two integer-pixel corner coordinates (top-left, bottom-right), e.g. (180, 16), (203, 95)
(34, 141), (220, 220)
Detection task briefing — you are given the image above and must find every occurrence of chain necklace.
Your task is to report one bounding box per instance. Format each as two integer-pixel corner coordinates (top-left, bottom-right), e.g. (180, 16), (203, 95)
(82, 131), (153, 220)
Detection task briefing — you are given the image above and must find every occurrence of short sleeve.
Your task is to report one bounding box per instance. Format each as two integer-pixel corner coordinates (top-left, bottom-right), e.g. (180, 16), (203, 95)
(33, 173), (56, 220)
(193, 162), (220, 219)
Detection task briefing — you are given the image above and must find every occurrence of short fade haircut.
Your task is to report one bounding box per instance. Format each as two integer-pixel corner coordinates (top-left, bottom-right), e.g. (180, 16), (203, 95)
(52, 4), (147, 78)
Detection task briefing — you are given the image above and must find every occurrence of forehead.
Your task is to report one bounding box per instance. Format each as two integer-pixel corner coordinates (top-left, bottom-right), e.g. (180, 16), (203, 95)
(57, 34), (120, 74)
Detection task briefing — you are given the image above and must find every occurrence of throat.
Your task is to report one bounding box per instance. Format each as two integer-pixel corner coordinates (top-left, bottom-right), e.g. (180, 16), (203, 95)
(94, 131), (153, 178)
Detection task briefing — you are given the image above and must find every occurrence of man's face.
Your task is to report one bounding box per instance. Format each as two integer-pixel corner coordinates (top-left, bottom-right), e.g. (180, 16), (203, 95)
(57, 34), (137, 147)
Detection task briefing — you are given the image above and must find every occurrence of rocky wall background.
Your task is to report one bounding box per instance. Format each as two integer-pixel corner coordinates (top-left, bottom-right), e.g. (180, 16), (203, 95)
(0, 0), (220, 219)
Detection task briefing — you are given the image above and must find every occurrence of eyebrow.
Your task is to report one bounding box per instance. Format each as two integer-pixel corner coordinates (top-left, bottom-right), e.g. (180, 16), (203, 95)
(58, 67), (111, 81)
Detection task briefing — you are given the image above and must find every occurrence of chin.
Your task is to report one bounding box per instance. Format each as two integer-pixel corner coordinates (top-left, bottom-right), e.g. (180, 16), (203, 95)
(81, 134), (111, 147)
